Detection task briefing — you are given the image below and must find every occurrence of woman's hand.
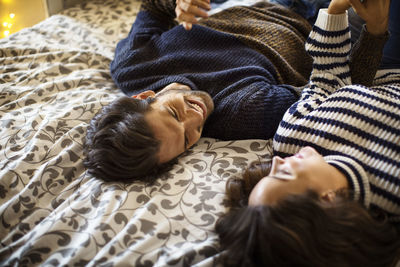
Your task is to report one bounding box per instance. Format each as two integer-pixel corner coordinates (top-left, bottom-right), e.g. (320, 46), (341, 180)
(328, 0), (351, 14)
(175, 0), (211, 30)
(349, 0), (390, 36)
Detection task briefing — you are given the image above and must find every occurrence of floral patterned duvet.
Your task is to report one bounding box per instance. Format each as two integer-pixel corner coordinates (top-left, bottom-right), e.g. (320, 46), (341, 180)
(0, 0), (272, 266)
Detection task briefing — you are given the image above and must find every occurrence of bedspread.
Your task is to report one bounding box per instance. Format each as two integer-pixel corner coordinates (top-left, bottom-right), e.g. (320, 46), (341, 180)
(0, 0), (273, 266)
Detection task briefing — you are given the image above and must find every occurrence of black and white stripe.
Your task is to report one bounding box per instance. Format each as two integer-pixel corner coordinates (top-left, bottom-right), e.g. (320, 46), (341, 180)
(273, 9), (400, 222)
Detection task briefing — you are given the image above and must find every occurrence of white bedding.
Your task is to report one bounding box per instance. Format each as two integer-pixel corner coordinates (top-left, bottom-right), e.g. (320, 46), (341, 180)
(0, 0), (273, 265)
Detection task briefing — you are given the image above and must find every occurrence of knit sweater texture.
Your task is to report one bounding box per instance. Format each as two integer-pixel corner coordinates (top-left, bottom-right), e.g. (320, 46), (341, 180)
(110, 0), (313, 140)
(273, 9), (400, 222)
(110, 0), (387, 141)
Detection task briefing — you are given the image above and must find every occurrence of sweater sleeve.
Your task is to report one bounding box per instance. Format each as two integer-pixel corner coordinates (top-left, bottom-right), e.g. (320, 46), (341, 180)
(349, 25), (389, 86)
(203, 82), (299, 140)
(140, 0), (177, 26)
(110, 7), (174, 91)
(304, 9), (351, 97)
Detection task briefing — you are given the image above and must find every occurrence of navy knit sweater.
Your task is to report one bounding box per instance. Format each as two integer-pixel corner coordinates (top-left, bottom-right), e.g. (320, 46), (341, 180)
(110, 0), (385, 141)
(110, 4), (308, 140)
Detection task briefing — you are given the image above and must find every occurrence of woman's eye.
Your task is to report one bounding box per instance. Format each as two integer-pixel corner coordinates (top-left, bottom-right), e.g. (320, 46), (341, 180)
(278, 169), (292, 176)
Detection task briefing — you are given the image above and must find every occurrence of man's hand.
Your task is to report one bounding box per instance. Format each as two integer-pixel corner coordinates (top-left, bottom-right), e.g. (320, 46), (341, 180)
(349, 0), (390, 36)
(328, 0), (390, 36)
(175, 0), (211, 30)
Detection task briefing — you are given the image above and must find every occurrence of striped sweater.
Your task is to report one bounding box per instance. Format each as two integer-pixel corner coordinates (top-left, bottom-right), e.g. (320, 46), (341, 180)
(273, 9), (400, 222)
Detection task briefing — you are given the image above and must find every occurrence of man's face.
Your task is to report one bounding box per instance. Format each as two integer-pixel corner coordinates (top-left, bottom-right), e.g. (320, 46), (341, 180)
(143, 83), (214, 164)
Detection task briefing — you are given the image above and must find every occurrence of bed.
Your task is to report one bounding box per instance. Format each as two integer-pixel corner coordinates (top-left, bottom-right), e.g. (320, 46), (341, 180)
(0, 0), (273, 265)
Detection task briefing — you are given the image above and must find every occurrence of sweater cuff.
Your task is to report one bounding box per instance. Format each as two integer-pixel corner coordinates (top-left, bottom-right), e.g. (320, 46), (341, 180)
(349, 24), (389, 86)
(358, 24), (389, 50)
(314, 8), (348, 32)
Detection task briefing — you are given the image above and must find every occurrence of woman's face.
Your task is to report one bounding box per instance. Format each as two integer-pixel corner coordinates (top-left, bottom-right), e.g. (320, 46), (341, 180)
(248, 146), (345, 206)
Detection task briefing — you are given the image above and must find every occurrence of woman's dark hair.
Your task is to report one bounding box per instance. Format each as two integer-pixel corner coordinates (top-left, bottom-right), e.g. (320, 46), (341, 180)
(225, 160), (272, 207)
(216, 160), (400, 267)
(83, 96), (176, 184)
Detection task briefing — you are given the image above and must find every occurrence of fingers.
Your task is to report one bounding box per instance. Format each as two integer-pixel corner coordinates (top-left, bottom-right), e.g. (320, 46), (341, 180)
(327, 0), (351, 14)
(183, 22), (193, 31)
(176, 0), (210, 30)
(349, 0), (390, 17)
(183, 0), (211, 12)
(348, 0), (366, 19)
(177, 0), (210, 18)
(348, 0), (390, 35)
(348, 0), (371, 17)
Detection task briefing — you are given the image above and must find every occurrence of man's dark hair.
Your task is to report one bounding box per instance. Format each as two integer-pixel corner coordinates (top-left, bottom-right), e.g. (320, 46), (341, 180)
(84, 96), (176, 184)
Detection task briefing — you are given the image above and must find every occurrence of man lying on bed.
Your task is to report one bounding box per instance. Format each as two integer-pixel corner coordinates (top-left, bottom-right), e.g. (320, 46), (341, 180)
(83, 0), (387, 183)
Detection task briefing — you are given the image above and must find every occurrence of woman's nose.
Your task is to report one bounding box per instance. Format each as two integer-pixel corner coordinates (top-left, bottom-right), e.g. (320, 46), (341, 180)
(270, 156), (285, 174)
(274, 156), (285, 164)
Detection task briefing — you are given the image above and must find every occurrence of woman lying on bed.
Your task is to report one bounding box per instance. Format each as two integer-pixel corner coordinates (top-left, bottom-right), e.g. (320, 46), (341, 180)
(216, 0), (400, 266)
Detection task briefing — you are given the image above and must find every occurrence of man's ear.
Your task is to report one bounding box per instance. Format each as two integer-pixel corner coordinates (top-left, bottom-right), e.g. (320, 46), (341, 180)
(132, 90), (156, 99)
(321, 190), (336, 203)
